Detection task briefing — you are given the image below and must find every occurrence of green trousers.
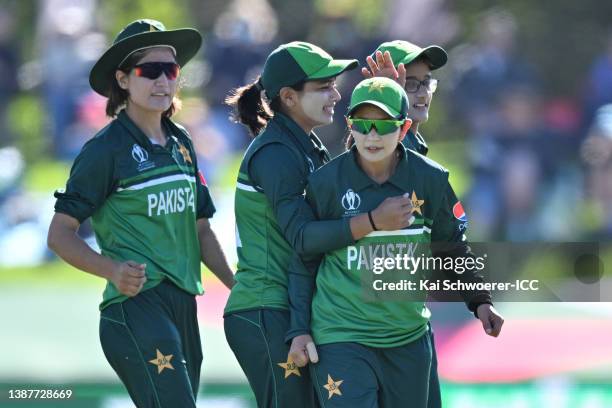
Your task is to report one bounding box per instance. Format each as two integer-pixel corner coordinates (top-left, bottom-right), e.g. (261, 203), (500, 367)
(99, 280), (202, 408)
(224, 309), (317, 408)
(310, 327), (434, 408)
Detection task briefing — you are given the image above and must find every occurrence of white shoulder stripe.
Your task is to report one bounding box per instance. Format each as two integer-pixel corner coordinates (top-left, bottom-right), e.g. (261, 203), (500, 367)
(236, 182), (259, 192)
(117, 174), (195, 191)
(366, 227), (430, 238)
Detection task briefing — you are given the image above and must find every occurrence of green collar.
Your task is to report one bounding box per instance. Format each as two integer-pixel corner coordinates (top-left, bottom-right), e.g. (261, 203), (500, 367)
(272, 112), (327, 157)
(346, 143), (412, 192)
(116, 110), (182, 150)
(408, 129), (426, 142)
(404, 129), (429, 156)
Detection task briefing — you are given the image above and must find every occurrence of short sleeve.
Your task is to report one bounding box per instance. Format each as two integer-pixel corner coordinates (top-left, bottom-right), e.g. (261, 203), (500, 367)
(54, 137), (116, 223)
(195, 165), (216, 219)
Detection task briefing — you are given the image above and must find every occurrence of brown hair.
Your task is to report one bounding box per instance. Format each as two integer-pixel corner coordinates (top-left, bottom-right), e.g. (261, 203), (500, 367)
(225, 76), (305, 137)
(105, 49), (181, 118)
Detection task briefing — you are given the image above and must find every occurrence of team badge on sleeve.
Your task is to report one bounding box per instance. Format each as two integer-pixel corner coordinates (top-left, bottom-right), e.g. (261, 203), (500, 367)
(453, 201), (467, 222)
(198, 170), (207, 186)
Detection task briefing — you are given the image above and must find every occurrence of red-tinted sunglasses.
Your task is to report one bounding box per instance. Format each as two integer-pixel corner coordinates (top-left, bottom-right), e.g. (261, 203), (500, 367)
(132, 62), (180, 80)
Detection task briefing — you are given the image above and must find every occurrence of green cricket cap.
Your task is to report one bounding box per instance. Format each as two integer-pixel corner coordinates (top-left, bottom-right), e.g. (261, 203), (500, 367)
(261, 41), (359, 99)
(374, 40), (447, 70)
(89, 19), (202, 96)
(347, 77), (409, 119)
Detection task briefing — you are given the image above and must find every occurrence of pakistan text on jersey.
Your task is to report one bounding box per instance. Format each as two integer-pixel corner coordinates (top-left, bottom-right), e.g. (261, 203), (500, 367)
(347, 242), (420, 271)
(147, 187), (195, 216)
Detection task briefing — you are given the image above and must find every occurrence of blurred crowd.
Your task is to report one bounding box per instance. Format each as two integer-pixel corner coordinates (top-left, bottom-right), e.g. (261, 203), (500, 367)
(1, 1), (612, 266)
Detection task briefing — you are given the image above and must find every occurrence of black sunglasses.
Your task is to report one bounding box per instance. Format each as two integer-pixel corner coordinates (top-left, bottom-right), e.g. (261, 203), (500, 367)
(131, 62), (180, 80)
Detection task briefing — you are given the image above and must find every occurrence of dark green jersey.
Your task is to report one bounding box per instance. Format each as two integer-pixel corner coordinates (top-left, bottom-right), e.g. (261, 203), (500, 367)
(303, 145), (490, 347)
(224, 113), (355, 315)
(54, 111), (215, 310)
(285, 130), (429, 341)
(402, 129), (428, 156)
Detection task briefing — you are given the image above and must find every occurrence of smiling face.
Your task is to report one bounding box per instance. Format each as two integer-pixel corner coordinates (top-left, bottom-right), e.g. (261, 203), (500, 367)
(351, 104), (403, 163)
(115, 47), (179, 114)
(404, 60), (434, 126)
(284, 77), (341, 131)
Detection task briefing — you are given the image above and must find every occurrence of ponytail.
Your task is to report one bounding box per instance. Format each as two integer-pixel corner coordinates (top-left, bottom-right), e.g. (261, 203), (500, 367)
(226, 77), (308, 137)
(225, 76), (272, 137)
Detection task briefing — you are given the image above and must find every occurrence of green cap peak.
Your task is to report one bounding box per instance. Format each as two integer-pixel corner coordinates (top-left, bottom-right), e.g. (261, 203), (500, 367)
(261, 41), (358, 99)
(374, 40), (447, 70)
(348, 77), (409, 119)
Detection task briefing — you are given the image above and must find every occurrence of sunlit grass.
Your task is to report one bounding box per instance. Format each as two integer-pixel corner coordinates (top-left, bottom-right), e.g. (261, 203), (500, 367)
(0, 260), (227, 288)
(0, 261), (103, 287)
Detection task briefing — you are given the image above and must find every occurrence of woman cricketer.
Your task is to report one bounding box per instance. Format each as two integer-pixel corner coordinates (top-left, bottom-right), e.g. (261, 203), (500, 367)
(223, 42), (415, 407)
(47, 19), (234, 407)
(288, 77), (504, 407)
(362, 40), (447, 156)
(362, 40), (506, 407)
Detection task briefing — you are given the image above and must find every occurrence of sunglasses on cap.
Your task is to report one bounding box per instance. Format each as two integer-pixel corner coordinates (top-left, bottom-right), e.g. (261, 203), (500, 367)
(346, 118), (407, 135)
(132, 62), (180, 80)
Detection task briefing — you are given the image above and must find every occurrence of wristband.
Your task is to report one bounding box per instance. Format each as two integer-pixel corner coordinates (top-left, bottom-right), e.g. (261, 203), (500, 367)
(368, 210), (379, 231)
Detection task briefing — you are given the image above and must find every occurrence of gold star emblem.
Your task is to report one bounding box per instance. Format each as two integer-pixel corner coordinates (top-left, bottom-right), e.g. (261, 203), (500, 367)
(149, 349), (174, 374)
(323, 374), (343, 399)
(410, 190), (425, 215)
(277, 357), (301, 378)
(177, 142), (192, 165)
(368, 79), (387, 94)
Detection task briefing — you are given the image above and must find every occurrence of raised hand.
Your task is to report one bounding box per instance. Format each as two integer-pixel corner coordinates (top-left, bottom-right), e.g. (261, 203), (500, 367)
(361, 50), (407, 88)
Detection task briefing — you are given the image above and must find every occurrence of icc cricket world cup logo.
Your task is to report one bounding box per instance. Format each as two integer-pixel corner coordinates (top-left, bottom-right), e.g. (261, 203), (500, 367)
(341, 189), (361, 211)
(132, 144), (149, 163)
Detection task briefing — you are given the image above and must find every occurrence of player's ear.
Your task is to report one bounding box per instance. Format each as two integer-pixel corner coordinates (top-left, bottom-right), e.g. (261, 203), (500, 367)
(279, 87), (297, 108)
(398, 118), (412, 142)
(116, 70), (129, 90)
